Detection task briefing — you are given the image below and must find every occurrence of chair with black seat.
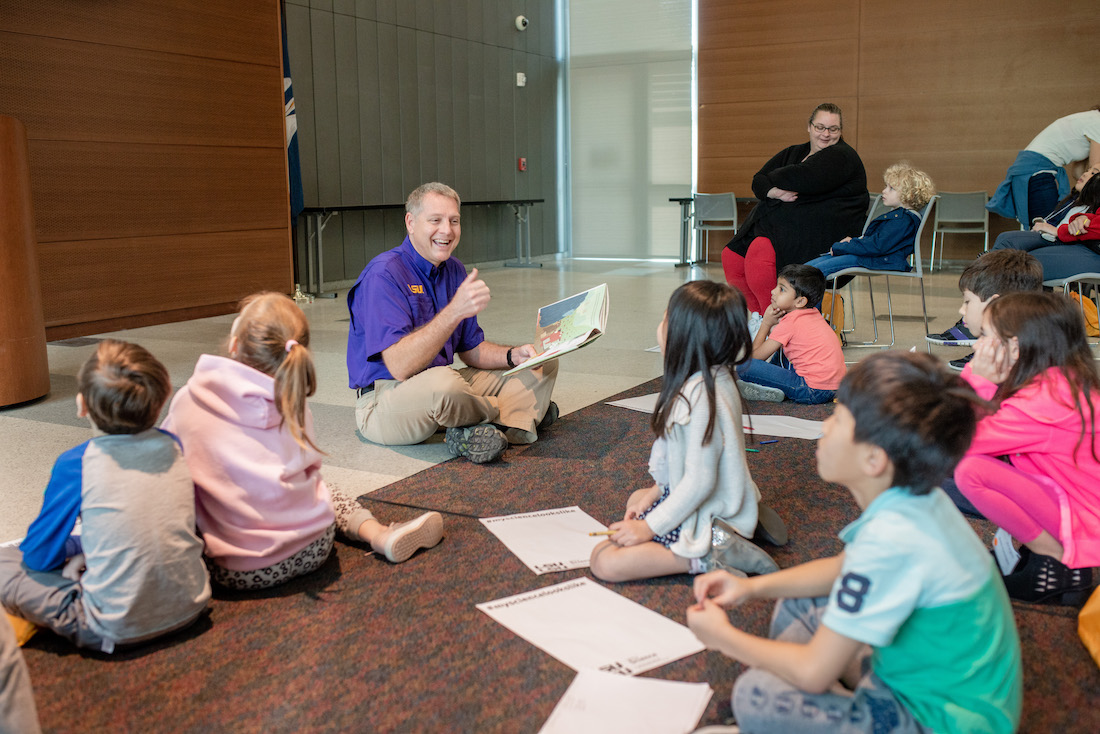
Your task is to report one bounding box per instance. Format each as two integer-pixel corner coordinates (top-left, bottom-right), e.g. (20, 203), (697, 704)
(930, 191), (989, 271)
(826, 196), (938, 349)
(691, 193), (737, 264)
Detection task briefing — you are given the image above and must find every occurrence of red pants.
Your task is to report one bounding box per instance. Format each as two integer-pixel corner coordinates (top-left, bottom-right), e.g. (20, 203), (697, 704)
(722, 237), (776, 314)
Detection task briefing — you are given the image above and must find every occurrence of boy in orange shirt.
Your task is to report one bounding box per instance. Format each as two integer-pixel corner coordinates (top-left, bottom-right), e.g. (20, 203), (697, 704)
(737, 264), (846, 404)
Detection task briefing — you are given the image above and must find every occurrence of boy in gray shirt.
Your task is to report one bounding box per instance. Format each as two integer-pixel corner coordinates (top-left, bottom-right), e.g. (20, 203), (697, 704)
(0, 340), (211, 653)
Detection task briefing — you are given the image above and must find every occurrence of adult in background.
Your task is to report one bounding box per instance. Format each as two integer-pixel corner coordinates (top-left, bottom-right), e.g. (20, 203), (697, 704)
(722, 103), (868, 318)
(987, 106), (1100, 228)
(347, 182), (558, 464)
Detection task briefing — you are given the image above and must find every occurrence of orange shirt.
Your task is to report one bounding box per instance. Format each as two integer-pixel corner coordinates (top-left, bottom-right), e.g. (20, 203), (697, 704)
(768, 308), (846, 390)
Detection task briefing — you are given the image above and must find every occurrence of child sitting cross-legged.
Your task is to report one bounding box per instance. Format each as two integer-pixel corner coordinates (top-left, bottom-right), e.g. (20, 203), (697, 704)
(806, 162), (936, 283)
(163, 292), (444, 590)
(0, 340), (211, 653)
(687, 351), (1022, 734)
(736, 263), (846, 404)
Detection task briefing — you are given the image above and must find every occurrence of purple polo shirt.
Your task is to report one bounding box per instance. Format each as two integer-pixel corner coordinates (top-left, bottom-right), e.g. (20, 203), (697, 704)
(346, 236), (485, 389)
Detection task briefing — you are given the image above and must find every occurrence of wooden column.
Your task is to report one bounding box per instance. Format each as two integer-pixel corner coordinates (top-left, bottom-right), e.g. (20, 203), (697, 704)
(0, 115), (50, 407)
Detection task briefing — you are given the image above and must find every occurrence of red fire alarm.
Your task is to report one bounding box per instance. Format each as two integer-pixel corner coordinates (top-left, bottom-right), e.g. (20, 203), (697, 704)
(518, 157), (527, 172)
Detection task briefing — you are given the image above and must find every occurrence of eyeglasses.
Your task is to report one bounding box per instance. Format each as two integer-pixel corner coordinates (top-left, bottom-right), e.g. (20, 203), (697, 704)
(811, 123), (841, 134)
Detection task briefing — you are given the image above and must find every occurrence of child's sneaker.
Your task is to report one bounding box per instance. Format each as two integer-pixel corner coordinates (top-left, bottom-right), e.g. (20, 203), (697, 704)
(747, 311), (763, 340)
(445, 425), (508, 463)
(754, 503), (788, 547)
(926, 318), (976, 346)
(707, 518), (779, 575)
(948, 353), (974, 371)
(1001, 546), (1096, 606)
(381, 511), (444, 563)
(736, 380), (785, 403)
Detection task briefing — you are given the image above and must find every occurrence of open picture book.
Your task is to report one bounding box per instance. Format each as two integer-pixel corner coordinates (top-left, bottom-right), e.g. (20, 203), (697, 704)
(503, 283), (609, 375)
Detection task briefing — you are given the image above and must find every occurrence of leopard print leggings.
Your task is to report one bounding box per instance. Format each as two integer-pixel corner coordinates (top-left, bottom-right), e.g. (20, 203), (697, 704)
(209, 483), (375, 591)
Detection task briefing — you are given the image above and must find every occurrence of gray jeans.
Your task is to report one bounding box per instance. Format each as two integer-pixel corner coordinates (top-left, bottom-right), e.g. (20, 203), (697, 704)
(732, 596), (929, 734)
(0, 546), (107, 651)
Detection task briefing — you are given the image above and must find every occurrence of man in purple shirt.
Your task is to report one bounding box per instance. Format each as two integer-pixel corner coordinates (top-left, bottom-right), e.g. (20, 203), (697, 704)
(346, 182), (558, 463)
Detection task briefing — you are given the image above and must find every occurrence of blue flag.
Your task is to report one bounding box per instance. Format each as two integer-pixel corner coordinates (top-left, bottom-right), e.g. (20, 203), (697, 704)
(282, 13), (304, 221)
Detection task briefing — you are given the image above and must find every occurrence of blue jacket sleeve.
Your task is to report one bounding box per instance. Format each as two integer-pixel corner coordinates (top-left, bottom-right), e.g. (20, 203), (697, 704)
(831, 211), (917, 259)
(19, 442), (88, 571)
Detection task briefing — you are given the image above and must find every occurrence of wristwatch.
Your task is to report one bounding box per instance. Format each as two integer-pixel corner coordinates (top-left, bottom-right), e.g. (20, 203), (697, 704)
(506, 348), (515, 368)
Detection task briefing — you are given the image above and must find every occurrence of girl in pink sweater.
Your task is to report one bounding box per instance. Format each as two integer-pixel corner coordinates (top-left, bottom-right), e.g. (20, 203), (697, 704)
(954, 291), (1100, 605)
(163, 292), (443, 590)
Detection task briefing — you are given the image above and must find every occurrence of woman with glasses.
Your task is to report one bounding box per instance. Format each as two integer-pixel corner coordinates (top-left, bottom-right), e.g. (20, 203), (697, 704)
(723, 103), (868, 320)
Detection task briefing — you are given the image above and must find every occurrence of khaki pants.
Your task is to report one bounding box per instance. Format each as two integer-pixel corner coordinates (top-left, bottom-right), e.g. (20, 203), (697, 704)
(355, 360), (558, 446)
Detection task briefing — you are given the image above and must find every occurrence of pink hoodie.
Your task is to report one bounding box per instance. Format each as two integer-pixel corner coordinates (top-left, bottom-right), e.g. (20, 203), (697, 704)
(962, 364), (1100, 568)
(162, 354), (335, 571)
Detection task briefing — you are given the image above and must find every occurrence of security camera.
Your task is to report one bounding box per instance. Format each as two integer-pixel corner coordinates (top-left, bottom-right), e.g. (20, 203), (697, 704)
(515, 15), (529, 31)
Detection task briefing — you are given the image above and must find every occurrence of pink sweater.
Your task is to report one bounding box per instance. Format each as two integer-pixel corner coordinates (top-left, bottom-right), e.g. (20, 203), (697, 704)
(162, 354), (335, 571)
(962, 365), (1100, 568)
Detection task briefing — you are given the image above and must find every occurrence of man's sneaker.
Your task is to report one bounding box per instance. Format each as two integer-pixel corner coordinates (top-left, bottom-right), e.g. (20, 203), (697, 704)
(948, 352), (974, 371)
(537, 401), (559, 431)
(926, 318), (976, 346)
(736, 380), (785, 403)
(381, 511), (444, 563)
(707, 518), (779, 575)
(445, 425), (508, 463)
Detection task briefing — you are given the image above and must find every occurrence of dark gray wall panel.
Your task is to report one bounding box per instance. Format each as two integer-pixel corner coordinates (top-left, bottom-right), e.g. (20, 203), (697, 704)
(375, 0), (395, 25)
(334, 15), (362, 206)
(433, 34), (456, 189)
(415, 30), (439, 184)
(451, 39), (472, 195)
(375, 23), (403, 203)
(397, 27), (421, 190)
(356, 18), (383, 203)
(287, 0), (558, 283)
(467, 41), (487, 198)
(354, 0), (376, 20)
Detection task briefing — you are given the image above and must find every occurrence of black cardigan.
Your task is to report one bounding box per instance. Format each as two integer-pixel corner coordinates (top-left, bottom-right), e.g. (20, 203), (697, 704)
(726, 139), (869, 270)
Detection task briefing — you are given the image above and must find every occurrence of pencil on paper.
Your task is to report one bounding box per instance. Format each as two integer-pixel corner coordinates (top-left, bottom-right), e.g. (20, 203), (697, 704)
(588, 530), (615, 536)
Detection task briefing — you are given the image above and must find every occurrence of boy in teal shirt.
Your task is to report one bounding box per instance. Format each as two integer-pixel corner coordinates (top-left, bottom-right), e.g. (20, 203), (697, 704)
(687, 352), (1022, 733)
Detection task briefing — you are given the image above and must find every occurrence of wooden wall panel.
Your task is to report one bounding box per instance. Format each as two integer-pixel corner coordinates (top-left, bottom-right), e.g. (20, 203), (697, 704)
(39, 231), (290, 327)
(0, 33), (283, 147)
(699, 0), (859, 50)
(699, 0), (1097, 259)
(29, 143), (287, 242)
(699, 40), (858, 105)
(0, 1), (278, 65)
(0, 1), (291, 337)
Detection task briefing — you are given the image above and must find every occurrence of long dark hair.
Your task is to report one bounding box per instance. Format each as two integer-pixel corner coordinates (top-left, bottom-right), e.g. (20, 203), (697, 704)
(986, 292), (1100, 462)
(1051, 166), (1100, 214)
(1076, 173), (1100, 213)
(651, 281), (751, 444)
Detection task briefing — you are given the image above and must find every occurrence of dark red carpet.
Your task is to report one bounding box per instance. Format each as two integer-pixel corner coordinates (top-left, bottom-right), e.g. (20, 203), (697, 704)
(18, 378), (1100, 732)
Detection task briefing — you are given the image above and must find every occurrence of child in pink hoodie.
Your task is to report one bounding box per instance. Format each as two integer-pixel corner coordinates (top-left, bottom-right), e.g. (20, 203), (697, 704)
(163, 292), (444, 590)
(955, 291), (1100, 605)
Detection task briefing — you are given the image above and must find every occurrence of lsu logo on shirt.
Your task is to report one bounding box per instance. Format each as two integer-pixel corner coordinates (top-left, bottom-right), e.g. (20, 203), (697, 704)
(408, 284), (424, 294)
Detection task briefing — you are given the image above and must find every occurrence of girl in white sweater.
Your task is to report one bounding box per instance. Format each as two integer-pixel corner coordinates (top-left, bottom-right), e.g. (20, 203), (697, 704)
(590, 281), (780, 582)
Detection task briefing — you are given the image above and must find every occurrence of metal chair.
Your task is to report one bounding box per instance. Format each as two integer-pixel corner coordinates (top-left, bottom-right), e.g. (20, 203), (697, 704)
(834, 195), (887, 336)
(692, 193), (737, 264)
(826, 196), (938, 349)
(1044, 272), (1100, 348)
(930, 191), (989, 271)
